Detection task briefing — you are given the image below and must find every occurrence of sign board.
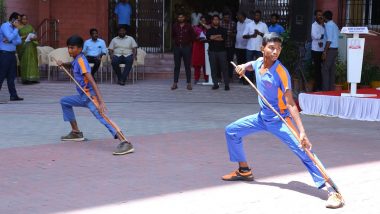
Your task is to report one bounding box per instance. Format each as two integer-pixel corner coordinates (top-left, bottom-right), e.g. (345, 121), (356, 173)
(341, 27), (369, 34)
(347, 38), (365, 83)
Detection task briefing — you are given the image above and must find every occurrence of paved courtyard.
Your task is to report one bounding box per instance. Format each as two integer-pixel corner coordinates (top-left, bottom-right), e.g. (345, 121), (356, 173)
(0, 80), (379, 214)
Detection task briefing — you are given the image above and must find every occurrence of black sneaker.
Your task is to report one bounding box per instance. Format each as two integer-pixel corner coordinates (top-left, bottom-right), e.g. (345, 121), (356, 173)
(61, 131), (85, 141)
(113, 141), (134, 155)
(225, 85), (230, 91)
(212, 85), (219, 90)
(10, 96), (24, 101)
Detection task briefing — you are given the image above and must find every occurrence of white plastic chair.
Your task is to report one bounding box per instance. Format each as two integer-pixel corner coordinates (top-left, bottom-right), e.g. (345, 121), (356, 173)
(47, 48), (73, 81)
(134, 48), (147, 80)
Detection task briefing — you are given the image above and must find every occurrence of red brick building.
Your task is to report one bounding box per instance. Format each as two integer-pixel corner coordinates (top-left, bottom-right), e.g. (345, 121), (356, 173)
(4, 0), (380, 64)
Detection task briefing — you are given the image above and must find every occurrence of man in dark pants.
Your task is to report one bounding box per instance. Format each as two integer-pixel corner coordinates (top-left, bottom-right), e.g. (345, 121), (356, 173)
(311, 10), (325, 91)
(83, 28), (107, 81)
(109, 27), (138, 86)
(0, 12), (23, 101)
(206, 15), (230, 91)
(322, 10), (339, 91)
(235, 11), (251, 84)
(221, 12), (237, 81)
(171, 13), (195, 90)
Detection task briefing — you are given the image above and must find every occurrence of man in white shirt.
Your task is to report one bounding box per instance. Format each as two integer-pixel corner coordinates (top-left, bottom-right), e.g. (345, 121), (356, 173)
(235, 11), (251, 72)
(311, 10), (325, 91)
(109, 27), (138, 86)
(83, 28), (108, 81)
(242, 10), (268, 83)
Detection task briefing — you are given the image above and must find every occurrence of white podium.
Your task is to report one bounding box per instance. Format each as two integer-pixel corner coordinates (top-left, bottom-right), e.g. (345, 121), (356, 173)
(202, 43), (214, 85)
(340, 27), (376, 97)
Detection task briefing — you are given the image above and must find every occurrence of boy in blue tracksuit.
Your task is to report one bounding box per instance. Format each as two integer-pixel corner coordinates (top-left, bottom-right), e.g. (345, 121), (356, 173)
(222, 33), (343, 209)
(58, 35), (133, 155)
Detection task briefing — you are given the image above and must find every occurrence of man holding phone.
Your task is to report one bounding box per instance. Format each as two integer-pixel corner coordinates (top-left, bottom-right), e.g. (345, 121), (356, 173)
(0, 12), (23, 101)
(311, 10), (325, 92)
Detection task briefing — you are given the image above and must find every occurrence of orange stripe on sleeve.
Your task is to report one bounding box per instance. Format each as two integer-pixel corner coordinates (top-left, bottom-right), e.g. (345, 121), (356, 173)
(276, 64), (289, 91)
(78, 57), (89, 75)
(277, 88), (286, 114)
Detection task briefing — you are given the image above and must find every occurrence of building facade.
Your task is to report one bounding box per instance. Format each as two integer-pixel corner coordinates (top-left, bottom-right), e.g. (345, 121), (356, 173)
(4, 0), (380, 64)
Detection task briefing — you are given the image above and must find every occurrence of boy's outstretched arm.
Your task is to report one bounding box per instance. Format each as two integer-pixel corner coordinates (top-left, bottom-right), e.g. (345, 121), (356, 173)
(84, 72), (107, 115)
(235, 61), (255, 77)
(284, 89), (312, 149)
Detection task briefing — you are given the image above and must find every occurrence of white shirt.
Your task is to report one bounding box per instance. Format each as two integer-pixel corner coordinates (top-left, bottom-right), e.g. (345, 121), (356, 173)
(108, 36), (138, 57)
(243, 21), (268, 51)
(191, 12), (202, 26)
(311, 21), (325, 52)
(235, 18), (252, 49)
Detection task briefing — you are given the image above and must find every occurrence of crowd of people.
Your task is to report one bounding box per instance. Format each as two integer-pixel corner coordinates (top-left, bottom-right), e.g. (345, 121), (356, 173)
(171, 8), (286, 91)
(0, 0), (136, 102)
(172, 6), (340, 93)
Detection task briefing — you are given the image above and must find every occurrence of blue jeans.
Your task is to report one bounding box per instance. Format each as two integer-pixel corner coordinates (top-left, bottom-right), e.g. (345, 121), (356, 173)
(225, 113), (326, 188)
(60, 94), (117, 137)
(0, 51), (18, 98)
(111, 55), (133, 82)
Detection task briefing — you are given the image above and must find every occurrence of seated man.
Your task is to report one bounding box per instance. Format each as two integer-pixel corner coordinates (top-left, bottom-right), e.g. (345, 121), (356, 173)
(83, 28), (107, 81)
(109, 27), (137, 85)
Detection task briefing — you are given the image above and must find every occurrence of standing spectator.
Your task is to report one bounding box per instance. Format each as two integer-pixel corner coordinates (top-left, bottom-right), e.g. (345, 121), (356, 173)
(268, 13), (285, 35)
(171, 13), (195, 90)
(192, 16), (209, 84)
(109, 27), (137, 86)
(191, 8), (202, 26)
(0, 12), (23, 101)
(114, 0), (132, 34)
(243, 10), (268, 83)
(322, 10), (339, 91)
(206, 15), (230, 91)
(235, 11), (251, 78)
(83, 28), (108, 81)
(18, 14), (39, 84)
(311, 10), (325, 91)
(208, 6), (222, 19)
(221, 12), (237, 80)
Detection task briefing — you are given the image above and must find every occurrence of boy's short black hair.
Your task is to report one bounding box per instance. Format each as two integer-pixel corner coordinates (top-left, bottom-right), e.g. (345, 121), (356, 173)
(236, 11), (247, 18)
(323, 10), (333, 20)
(314, 9), (322, 16)
(89, 28), (98, 35)
(66, 35), (84, 48)
(262, 32), (283, 47)
(118, 26), (127, 32)
(9, 12), (20, 21)
(254, 10), (262, 15)
(271, 13), (280, 20)
(212, 15), (220, 20)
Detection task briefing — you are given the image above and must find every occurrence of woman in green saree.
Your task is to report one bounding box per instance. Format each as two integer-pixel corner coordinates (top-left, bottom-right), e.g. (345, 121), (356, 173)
(18, 15), (39, 84)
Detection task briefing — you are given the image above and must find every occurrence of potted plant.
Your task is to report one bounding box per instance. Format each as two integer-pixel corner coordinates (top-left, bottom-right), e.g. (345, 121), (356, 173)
(369, 65), (380, 88)
(0, 0), (6, 23)
(359, 50), (376, 88)
(335, 58), (347, 91)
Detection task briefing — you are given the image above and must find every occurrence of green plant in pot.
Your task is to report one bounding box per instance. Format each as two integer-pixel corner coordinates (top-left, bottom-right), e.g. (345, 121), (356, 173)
(368, 65), (380, 88)
(0, 0), (6, 23)
(335, 58), (347, 90)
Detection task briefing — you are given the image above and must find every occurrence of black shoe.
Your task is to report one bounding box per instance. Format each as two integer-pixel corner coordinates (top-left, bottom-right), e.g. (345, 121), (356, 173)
(61, 131), (85, 141)
(212, 85), (219, 90)
(225, 85), (230, 91)
(113, 141), (134, 155)
(10, 96), (24, 101)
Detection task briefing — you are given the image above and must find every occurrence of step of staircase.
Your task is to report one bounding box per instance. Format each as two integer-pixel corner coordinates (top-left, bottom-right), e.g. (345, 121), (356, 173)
(139, 53), (189, 80)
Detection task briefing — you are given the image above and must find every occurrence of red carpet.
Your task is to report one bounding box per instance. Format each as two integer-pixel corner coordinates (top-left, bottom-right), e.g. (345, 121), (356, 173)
(308, 88), (380, 99)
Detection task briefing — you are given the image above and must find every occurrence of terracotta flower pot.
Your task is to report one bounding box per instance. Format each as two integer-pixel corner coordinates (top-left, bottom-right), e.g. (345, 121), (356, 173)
(370, 81), (380, 88)
(335, 84), (343, 91)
